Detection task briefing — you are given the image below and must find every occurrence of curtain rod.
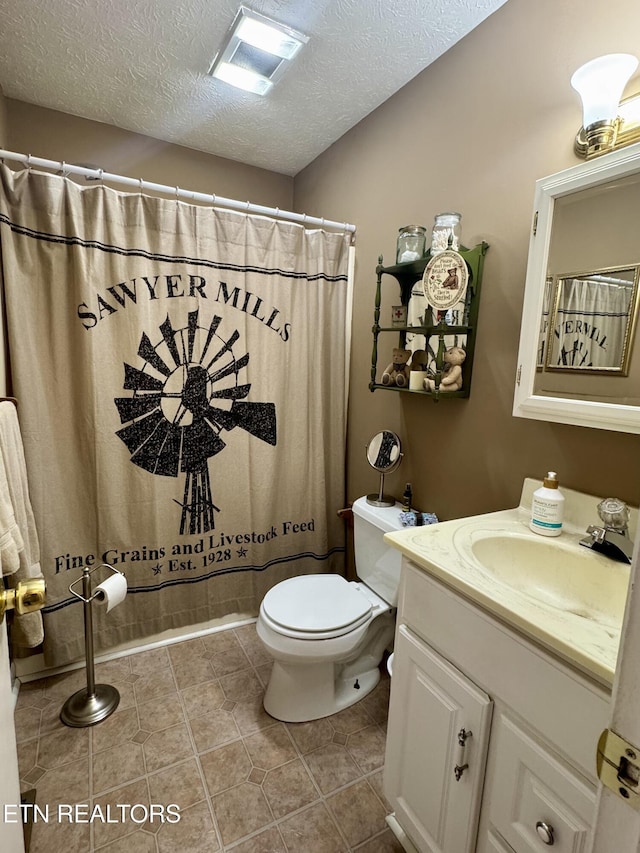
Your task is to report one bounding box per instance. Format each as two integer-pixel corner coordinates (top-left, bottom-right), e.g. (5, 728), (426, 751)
(0, 149), (356, 236)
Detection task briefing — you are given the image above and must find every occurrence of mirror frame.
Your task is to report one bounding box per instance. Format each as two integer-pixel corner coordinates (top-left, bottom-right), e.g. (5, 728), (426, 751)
(545, 264), (640, 375)
(513, 140), (640, 433)
(365, 430), (403, 473)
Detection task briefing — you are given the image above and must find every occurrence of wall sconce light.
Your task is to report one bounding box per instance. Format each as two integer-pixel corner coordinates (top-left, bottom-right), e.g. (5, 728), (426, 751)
(572, 54), (640, 158)
(208, 6), (309, 96)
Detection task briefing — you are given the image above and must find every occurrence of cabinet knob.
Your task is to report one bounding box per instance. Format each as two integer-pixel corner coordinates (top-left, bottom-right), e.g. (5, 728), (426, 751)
(535, 821), (555, 845)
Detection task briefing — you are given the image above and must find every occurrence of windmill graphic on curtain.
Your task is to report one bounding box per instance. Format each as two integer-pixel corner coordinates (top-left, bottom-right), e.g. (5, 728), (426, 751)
(114, 309), (277, 535)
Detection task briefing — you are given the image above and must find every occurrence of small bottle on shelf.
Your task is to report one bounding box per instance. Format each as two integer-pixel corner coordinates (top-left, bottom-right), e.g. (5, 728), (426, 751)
(403, 483), (413, 510)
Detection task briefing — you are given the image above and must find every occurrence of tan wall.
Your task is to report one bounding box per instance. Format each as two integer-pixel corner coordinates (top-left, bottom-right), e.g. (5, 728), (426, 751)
(5, 99), (293, 210)
(0, 87), (7, 148)
(4, 1), (640, 523)
(295, 0), (640, 519)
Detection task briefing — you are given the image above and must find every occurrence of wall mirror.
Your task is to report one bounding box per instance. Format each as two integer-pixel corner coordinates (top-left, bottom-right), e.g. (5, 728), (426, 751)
(513, 140), (640, 432)
(545, 264), (640, 374)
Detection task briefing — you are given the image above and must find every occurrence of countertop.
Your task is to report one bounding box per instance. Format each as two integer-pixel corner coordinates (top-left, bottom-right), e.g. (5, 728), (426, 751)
(384, 504), (630, 687)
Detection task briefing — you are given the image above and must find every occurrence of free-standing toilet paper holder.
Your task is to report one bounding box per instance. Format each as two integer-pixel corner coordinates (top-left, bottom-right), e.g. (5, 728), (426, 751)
(60, 563), (126, 728)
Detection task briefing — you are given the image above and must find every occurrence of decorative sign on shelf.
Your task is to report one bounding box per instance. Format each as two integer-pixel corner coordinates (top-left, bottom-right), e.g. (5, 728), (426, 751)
(422, 249), (468, 312)
(391, 305), (407, 327)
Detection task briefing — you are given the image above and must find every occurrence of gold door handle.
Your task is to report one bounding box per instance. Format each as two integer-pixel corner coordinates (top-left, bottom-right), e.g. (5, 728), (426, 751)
(0, 578), (46, 621)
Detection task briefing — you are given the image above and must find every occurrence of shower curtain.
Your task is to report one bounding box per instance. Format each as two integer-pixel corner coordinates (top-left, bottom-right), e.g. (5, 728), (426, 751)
(551, 277), (632, 370)
(0, 164), (352, 666)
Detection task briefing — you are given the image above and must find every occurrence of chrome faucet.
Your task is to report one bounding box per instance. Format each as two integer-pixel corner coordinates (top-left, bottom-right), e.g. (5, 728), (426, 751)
(580, 497), (634, 564)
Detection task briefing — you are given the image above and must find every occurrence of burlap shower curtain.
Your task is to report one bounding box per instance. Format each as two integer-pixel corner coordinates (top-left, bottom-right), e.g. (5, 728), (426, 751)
(551, 277), (631, 369)
(0, 164), (351, 666)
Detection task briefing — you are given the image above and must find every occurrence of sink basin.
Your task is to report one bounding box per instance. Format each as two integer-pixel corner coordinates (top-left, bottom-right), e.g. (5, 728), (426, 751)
(465, 529), (629, 628)
(384, 483), (637, 683)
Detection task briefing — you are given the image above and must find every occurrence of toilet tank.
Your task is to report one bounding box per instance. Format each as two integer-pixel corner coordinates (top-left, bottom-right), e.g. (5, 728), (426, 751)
(352, 496), (404, 607)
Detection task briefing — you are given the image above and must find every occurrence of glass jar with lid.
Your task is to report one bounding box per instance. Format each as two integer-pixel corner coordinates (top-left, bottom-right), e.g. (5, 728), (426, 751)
(430, 212), (462, 255)
(396, 225), (427, 263)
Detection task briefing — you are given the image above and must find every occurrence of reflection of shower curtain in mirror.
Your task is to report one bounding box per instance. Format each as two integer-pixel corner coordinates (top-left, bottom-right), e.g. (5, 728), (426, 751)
(552, 278), (631, 369)
(537, 277), (553, 368)
(0, 164), (352, 666)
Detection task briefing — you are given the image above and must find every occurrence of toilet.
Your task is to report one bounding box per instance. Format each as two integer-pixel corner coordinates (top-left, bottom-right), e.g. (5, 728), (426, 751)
(256, 496), (404, 722)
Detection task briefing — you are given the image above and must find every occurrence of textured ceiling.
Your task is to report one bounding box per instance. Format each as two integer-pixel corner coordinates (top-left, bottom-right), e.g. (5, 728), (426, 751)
(0, 0), (508, 176)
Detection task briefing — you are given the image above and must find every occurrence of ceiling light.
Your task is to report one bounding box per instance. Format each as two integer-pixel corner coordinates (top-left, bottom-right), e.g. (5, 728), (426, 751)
(214, 62), (273, 96)
(235, 15), (304, 61)
(209, 6), (308, 95)
(571, 54), (640, 158)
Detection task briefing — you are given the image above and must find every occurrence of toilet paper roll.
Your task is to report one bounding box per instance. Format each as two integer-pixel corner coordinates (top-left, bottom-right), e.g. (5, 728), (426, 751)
(94, 572), (127, 613)
(409, 370), (428, 391)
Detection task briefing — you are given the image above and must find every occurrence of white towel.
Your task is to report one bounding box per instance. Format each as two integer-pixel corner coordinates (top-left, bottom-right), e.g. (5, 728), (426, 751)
(0, 422), (23, 576)
(0, 401), (44, 648)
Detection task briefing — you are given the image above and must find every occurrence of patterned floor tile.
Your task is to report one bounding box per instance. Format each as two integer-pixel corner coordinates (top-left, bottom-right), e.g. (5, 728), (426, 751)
(16, 622), (394, 852)
(326, 780), (388, 848)
(277, 802), (346, 853)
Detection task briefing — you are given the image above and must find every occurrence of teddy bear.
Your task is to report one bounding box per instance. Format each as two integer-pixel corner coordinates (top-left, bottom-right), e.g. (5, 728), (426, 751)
(424, 345), (466, 392)
(381, 348), (411, 387)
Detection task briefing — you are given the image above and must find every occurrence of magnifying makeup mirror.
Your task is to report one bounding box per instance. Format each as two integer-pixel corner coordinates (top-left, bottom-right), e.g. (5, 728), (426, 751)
(366, 430), (403, 506)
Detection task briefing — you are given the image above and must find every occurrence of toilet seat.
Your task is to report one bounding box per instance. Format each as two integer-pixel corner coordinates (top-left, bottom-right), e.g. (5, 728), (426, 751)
(261, 574), (372, 640)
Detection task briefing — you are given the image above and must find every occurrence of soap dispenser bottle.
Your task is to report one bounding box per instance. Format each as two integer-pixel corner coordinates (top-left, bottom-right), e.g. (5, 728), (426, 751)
(530, 472), (564, 537)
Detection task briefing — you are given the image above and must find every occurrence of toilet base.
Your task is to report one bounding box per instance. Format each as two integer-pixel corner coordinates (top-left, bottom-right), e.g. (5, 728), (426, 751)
(261, 610), (395, 723)
(263, 658), (381, 723)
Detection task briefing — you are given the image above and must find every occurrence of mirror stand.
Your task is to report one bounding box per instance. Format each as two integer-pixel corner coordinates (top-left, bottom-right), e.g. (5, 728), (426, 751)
(365, 430), (403, 507)
(367, 472), (396, 507)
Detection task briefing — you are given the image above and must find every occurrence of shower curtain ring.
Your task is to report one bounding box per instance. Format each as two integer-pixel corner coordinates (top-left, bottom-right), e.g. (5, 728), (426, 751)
(138, 177), (143, 194)
(26, 154), (32, 171)
(246, 200), (251, 211)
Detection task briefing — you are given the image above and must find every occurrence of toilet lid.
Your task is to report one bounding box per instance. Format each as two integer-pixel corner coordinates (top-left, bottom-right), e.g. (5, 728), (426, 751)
(261, 575), (372, 636)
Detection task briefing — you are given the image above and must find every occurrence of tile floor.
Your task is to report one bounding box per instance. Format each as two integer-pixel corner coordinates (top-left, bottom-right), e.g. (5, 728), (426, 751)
(14, 622), (404, 852)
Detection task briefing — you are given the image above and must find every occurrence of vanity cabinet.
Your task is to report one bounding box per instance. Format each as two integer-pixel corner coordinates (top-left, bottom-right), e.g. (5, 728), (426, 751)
(370, 242), (488, 398)
(384, 624), (492, 853)
(384, 559), (611, 853)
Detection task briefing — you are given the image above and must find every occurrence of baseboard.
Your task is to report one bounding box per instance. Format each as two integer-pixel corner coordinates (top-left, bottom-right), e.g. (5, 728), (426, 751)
(16, 613), (257, 684)
(386, 813), (420, 853)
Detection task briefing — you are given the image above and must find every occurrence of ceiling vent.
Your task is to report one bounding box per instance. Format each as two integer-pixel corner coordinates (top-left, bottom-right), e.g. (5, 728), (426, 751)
(208, 6), (309, 96)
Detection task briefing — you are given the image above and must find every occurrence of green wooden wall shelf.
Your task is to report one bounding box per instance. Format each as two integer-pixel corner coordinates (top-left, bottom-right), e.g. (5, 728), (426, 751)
(370, 242), (489, 400)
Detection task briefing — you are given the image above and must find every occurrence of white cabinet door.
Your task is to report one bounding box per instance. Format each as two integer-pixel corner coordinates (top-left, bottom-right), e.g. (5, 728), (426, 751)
(384, 624), (493, 853)
(477, 830), (515, 853)
(489, 713), (595, 853)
